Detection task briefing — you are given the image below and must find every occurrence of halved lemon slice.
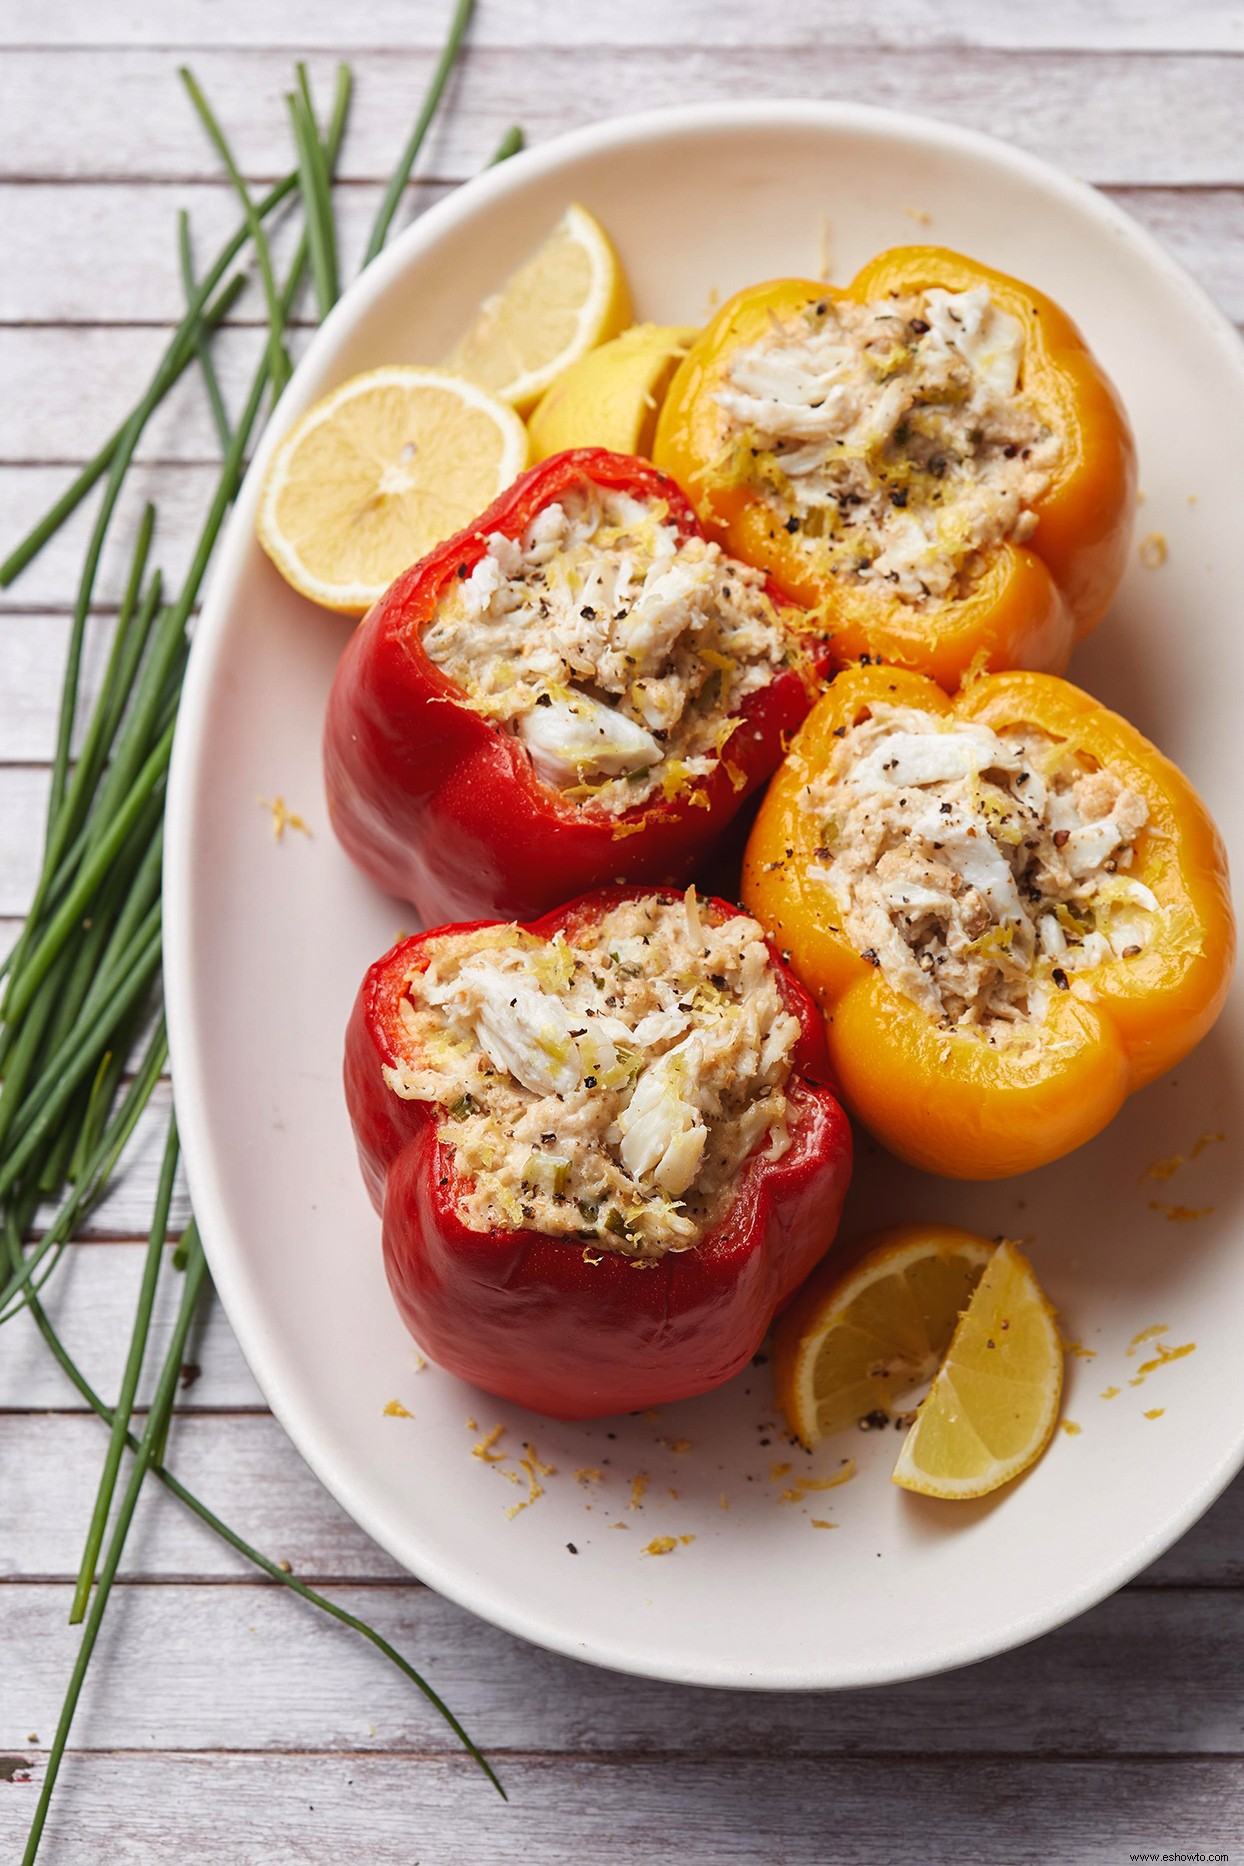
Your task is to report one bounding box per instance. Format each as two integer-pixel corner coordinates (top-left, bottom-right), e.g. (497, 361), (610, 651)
(527, 322), (699, 461)
(893, 1240), (1063, 1499)
(774, 1223), (993, 1448)
(444, 204), (633, 414)
(256, 366), (529, 615)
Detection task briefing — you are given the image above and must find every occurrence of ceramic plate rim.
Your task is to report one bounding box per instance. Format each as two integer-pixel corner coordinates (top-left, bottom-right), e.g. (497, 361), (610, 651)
(165, 97), (1244, 1691)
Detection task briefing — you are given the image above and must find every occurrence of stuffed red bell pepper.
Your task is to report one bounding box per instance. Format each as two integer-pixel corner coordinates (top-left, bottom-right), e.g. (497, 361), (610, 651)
(344, 884), (853, 1419)
(324, 448), (828, 924)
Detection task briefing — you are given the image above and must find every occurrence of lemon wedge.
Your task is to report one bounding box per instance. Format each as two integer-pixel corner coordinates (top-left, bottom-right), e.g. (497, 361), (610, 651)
(774, 1223), (993, 1448)
(444, 204), (632, 414)
(527, 322), (699, 460)
(892, 1240), (1063, 1499)
(256, 366), (529, 616)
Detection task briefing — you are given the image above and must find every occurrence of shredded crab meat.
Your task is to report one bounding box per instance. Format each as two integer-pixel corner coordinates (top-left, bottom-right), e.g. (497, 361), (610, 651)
(421, 485), (798, 813)
(383, 893), (801, 1256)
(804, 704), (1153, 1039)
(714, 286), (1062, 609)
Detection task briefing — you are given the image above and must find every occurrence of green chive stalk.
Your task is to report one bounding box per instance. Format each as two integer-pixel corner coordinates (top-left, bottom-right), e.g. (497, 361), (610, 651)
(2, 22), (519, 1852)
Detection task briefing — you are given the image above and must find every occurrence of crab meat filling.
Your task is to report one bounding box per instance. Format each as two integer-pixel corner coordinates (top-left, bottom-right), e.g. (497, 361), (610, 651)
(421, 485), (796, 813)
(714, 286), (1062, 608)
(383, 893), (801, 1256)
(806, 705), (1153, 1038)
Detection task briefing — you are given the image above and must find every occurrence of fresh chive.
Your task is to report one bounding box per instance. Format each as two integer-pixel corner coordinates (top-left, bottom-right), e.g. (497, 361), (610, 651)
(0, 272), (245, 591)
(179, 68), (293, 398)
(489, 124), (525, 165)
(70, 1114), (181, 1624)
(5, 41), (508, 1853)
(0, 921), (162, 1211)
(7, 1230), (504, 1801)
(177, 213), (232, 451)
(0, 1018), (168, 1325)
(287, 70), (341, 318)
(362, 0), (476, 267)
(20, 1228), (210, 1866)
(2, 724), (173, 1028)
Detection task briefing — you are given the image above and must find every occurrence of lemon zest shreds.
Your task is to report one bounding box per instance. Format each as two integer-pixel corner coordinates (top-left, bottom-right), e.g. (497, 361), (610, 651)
(1129, 1340), (1196, 1387)
(1144, 1408), (1166, 1420)
(472, 1423), (508, 1462)
(383, 1399), (412, 1419)
(1142, 1155), (1184, 1184)
(525, 1441), (557, 1478)
(629, 1473), (648, 1510)
(1127, 1325), (1170, 1355)
(644, 1536), (677, 1555)
(1149, 1200), (1214, 1222)
(261, 795), (311, 841)
(1060, 1420), (1081, 1436)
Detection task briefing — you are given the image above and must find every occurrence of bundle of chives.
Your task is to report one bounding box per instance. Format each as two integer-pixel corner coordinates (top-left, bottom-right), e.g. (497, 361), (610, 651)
(1, 13), (524, 1854)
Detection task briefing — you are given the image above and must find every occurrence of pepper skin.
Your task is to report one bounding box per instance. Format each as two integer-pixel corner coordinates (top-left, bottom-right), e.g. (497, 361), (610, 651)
(323, 448), (826, 925)
(743, 666), (1234, 1180)
(654, 248), (1136, 690)
(343, 887), (853, 1420)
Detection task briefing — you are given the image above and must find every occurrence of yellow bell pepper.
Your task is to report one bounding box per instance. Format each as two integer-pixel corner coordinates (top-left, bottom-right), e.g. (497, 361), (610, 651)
(654, 247), (1136, 691)
(742, 665), (1234, 1179)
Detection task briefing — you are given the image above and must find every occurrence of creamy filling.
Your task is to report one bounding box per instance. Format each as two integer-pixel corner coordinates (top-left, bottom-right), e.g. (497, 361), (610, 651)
(383, 892), (802, 1256)
(801, 704), (1153, 1038)
(421, 486), (796, 813)
(714, 286), (1062, 608)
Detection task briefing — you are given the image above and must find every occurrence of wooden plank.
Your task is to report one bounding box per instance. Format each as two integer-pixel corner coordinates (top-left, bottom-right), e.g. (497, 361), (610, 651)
(2, 1407), (1242, 1586)
(2, 1248), (264, 1412)
(0, 327), (278, 467)
(3, 184), (1241, 340)
(0, 181), (448, 328)
(2, 0), (1241, 53)
(1, 1414), (402, 1580)
(2, 183), (1244, 346)
(2, 1753), (1243, 1865)
(1, 49), (1243, 188)
(0, 614), (120, 763)
(5, 1580), (1244, 1760)
(0, 464), (217, 617)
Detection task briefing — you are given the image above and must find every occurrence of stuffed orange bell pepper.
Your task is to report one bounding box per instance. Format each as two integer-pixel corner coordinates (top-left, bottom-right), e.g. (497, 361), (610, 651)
(743, 664), (1233, 1179)
(655, 247), (1136, 690)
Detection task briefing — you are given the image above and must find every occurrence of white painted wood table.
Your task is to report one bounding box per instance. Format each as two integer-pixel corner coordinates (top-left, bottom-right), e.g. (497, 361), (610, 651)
(3, 4), (1244, 1860)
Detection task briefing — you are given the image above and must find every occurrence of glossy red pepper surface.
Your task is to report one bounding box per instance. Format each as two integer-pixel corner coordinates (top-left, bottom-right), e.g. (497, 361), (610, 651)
(324, 448), (826, 925)
(343, 887), (854, 1420)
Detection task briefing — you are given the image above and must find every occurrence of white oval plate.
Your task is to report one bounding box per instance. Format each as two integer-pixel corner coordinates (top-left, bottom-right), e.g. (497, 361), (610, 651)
(166, 102), (1244, 1690)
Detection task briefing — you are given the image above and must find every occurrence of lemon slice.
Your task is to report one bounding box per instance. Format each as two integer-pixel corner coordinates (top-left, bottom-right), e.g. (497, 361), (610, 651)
(256, 366), (529, 616)
(444, 204), (633, 415)
(527, 322), (698, 461)
(774, 1223), (993, 1448)
(893, 1241), (1063, 1499)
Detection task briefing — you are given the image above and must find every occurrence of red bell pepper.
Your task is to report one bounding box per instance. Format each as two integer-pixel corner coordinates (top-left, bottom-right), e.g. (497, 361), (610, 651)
(343, 886), (853, 1420)
(324, 447), (826, 925)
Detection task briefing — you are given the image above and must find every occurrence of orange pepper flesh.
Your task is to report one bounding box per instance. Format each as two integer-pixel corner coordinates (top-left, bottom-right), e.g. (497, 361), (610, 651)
(742, 666), (1234, 1180)
(654, 247), (1137, 692)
